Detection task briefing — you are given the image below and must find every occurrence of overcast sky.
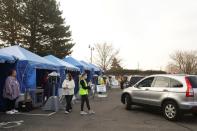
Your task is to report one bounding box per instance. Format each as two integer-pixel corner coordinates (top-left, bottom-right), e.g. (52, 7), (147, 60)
(58, 0), (197, 70)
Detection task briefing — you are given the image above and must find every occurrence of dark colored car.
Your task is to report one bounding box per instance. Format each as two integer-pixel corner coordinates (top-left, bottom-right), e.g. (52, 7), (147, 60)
(124, 75), (144, 88)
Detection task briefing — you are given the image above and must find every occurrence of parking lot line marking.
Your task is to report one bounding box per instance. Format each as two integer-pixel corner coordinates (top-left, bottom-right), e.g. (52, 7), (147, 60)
(0, 120), (24, 129)
(15, 112), (56, 117)
(48, 112), (56, 116)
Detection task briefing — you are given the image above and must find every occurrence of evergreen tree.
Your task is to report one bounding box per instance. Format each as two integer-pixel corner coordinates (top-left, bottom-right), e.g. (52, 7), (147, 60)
(0, 0), (25, 47)
(110, 57), (123, 70)
(23, 0), (74, 57)
(0, 0), (74, 58)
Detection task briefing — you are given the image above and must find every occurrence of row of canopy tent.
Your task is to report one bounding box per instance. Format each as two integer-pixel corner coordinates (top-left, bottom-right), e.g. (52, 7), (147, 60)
(63, 57), (103, 83)
(44, 55), (81, 94)
(0, 46), (102, 93)
(0, 46), (59, 92)
(63, 57), (102, 75)
(44, 55), (79, 72)
(80, 60), (102, 74)
(63, 56), (90, 73)
(0, 46), (102, 110)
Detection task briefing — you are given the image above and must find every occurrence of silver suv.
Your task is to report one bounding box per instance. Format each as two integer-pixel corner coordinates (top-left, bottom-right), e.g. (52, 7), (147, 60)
(121, 74), (197, 121)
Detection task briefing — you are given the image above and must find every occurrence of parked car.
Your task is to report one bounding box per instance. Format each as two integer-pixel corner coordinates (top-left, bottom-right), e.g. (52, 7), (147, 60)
(121, 74), (197, 121)
(123, 75), (144, 88)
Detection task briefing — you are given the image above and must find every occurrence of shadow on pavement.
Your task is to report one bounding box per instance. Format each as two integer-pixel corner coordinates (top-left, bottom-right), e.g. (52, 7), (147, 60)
(126, 105), (197, 123)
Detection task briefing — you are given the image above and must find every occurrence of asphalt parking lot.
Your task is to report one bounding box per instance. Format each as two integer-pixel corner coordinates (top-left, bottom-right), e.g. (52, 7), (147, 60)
(1, 89), (197, 131)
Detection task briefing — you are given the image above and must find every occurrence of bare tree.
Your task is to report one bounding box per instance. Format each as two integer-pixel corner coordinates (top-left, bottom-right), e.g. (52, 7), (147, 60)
(94, 43), (119, 71)
(165, 63), (179, 74)
(169, 50), (197, 74)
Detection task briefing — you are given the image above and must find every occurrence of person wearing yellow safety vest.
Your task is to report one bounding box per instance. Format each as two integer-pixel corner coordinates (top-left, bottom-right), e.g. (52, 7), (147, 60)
(98, 75), (104, 85)
(79, 73), (95, 115)
(97, 75), (105, 94)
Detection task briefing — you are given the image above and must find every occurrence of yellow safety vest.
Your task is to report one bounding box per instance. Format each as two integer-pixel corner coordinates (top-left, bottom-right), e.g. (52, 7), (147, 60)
(79, 79), (88, 95)
(98, 77), (104, 85)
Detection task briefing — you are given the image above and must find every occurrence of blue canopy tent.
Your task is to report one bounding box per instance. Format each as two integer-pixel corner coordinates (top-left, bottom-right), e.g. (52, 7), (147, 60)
(63, 56), (92, 94)
(0, 46), (59, 92)
(0, 46), (61, 108)
(80, 61), (104, 85)
(89, 63), (102, 75)
(0, 52), (17, 111)
(80, 61), (95, 81)
(44, 55), (80, 72)
(0, 52), (16, 63)
(44, 55), (80, 93)
(63, 56), (89, 73)
(80, 61), (100, 73)
(88, 63), (103, 85)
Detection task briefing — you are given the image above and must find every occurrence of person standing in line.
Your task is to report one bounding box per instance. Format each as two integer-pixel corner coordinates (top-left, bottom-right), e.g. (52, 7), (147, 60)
(105, 77), (110, 90)
(62, 73), (75, 114)
(108, 76), (112, 90)
(98, 75), (104, 85)
(79, 73), (95, 115)
(3, 69), (20, 114)
(120, 76), (124, 90)
(41, 71), (50, 102)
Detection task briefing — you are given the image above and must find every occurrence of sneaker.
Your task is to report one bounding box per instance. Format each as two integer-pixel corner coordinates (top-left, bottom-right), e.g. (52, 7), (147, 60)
(69, 109), (72, 112)
(6, 110), (15, 115)
(80, 111), (88, 115)
(65, 111), (69, 114)
(12, 109), (19, 113)
(88, 110), (95, 114)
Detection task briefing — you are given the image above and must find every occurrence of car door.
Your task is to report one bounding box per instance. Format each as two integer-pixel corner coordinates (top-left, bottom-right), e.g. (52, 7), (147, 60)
(132, 77), (155, 105)
(148, 76), (170, 106)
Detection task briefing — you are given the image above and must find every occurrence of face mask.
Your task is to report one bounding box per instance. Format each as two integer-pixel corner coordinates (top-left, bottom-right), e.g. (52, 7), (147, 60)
(66, 76), (69, 80)
(84, 75), (87, 79)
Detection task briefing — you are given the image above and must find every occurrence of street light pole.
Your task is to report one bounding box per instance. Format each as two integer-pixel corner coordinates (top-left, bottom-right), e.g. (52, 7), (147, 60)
(89, 45), (94, 63)
(137, 62), (140, 70)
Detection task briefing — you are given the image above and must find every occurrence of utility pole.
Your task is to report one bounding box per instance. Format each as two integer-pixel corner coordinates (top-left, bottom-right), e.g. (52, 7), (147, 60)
(137, 62), (140, 70)
(89, 45), (94, 63)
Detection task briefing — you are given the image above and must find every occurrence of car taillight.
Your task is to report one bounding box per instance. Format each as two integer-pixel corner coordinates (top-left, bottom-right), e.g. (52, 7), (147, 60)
(185, 77), (194, 97)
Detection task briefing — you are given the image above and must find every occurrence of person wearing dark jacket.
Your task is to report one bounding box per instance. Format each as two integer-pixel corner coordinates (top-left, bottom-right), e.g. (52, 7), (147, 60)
(79, 73), (95, 115)
(41, 72), (50, 102)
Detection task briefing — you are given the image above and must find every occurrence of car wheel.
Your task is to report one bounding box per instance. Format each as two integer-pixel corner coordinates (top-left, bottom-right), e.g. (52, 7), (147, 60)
(162, 101), (179, 121)
(125, 94), (132, 110)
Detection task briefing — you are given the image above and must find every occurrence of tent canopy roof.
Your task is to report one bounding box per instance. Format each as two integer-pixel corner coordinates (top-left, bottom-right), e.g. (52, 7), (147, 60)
(63, 56), (91, 71)
(44, 55), (80, 71)
(0, 46), (57, 67)
(80, 61), (98, 71)
(0, 52), (16, 63)
(88, 62), (102, 72)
